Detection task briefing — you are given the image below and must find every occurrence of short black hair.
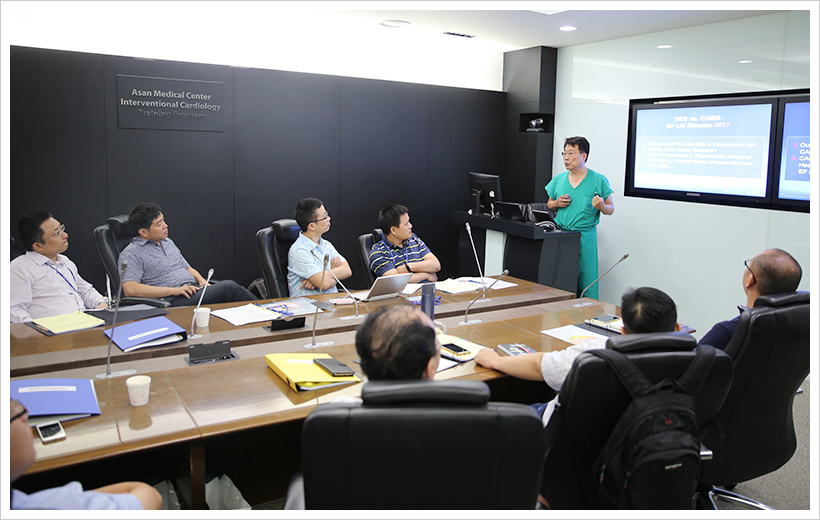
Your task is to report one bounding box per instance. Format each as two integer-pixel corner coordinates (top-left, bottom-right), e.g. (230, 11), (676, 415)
(128, 202), (163, 234)
(378, 204), (408, 236)
(356, 305), (437, 381)
(17, 212), (52, 251)
(564, 136), (590, 159)
(620, 287), (677, 334)
(752, 249), (802, 296)
(294, 198), (324, 232)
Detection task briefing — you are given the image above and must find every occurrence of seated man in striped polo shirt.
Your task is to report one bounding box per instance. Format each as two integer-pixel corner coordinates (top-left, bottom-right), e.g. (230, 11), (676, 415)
(368, 204), (440, 284)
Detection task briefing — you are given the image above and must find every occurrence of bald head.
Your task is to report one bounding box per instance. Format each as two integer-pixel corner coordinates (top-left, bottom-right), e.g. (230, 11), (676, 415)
(750, 249), (802, 296)
(355, 304), (440, 381)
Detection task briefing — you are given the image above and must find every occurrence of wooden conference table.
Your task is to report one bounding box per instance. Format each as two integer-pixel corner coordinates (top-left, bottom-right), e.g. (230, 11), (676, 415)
(10, 278), (621, 509)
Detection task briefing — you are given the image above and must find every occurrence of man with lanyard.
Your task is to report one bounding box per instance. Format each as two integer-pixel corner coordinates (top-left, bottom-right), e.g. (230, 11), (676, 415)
(368, 204), (440, 284)
(10, 212), (108, 323)
(287, 198), (352, 297)
(546, 136), (614, 299)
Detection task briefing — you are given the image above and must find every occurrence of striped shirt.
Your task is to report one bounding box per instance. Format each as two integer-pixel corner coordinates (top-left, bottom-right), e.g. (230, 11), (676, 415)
(369, 234), (432, 278)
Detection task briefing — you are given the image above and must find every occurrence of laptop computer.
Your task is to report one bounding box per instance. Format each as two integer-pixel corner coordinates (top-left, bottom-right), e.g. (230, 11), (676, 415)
(350, 273), (413, 302)
(495, 201), (526, 221)
(532, 209), (560, 230)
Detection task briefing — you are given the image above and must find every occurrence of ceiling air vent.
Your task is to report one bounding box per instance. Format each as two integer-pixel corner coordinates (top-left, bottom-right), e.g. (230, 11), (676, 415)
(443, 31), (475, 39)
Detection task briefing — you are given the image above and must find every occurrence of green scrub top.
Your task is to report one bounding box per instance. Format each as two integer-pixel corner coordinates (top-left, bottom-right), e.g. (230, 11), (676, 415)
(545, 169), (613, 299)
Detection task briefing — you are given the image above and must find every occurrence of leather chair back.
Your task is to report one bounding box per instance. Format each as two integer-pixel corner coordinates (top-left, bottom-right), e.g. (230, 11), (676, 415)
(357, 229), (385, 288)
(541, 332), (733, 509)
(700, 291), (810, 487)
(256, 219), (300, 299)
(93, 215), (137, 289)
(301, 380), (546, 509)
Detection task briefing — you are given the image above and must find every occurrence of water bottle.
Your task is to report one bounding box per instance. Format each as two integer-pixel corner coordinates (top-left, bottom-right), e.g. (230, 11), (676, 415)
(420, 283), (435, 321)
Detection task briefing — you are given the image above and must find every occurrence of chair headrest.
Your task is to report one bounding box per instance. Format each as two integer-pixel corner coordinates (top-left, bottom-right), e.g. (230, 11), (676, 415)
(606, 331), (696, 354)
(372, 228), (386, 242)
(107, 215), (135, 237)
(271, 219), (301, 242)
(361, 380), (490, 405)
(754, 291), (810, 308)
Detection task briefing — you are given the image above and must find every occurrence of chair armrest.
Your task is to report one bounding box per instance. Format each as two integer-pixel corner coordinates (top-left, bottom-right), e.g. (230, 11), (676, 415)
(118, 297), (171, 308)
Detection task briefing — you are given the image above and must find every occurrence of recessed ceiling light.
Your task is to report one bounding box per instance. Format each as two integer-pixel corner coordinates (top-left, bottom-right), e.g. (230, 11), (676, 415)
(738, 60), (753, 64)
(657, 44), (673, 49)
(559, 26), (577, 32)
(380, 20), (411, 28)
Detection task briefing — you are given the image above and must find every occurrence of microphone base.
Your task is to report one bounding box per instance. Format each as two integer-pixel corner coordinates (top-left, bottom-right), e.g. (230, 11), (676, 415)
(457, 319), (482, 326)
(304, 340), (335, 349)
(95, 368), (138, 380)
(573, 301), (595, 307)
(189, 333), (204, 340)
(339, 314), (365, 320)
(473, 297), (492, 304)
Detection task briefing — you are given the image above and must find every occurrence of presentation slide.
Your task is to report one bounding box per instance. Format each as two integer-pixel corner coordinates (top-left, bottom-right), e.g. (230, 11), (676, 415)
(777, 101), (811, 201)
(632, 103), (773, 197)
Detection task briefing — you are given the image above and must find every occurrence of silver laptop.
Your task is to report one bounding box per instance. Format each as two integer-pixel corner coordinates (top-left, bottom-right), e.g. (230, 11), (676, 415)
(350, 273), (413, 302)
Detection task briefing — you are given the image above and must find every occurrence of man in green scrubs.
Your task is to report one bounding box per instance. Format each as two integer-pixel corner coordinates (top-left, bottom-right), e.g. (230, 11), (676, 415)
(546, 136), (614, 299)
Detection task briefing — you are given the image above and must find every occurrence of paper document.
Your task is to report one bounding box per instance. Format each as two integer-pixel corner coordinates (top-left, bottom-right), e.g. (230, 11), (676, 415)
(402, 283), (423, 295)
(455, 277), (518, 290)
(435, 278), (480, 294)
(30, 311), (104, 335)
(211, 304), (282, 326)
(258, 298), (321, 317)
(541, 324), (609, 345)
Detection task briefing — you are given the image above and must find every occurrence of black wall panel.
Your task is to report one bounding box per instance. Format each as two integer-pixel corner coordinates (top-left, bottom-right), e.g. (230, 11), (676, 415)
(233, 68), (342, 286)
(339, 78), (431, 290)
(428, 86), (507, 279)
(10, 45), (506, 296)
(102, 56), (236, 281)
(10, 47), (109, 290)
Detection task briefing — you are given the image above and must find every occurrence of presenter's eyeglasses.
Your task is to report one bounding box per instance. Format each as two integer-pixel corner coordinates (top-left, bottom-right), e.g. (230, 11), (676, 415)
(561, 151), (577, 158)
(310, 213), (330, 224)
(10, 400), (28, 423)
(744, 259), (756, 285)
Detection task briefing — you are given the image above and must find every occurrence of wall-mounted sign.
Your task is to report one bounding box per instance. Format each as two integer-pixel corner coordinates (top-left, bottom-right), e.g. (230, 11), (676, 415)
(117, 75), (224, 132)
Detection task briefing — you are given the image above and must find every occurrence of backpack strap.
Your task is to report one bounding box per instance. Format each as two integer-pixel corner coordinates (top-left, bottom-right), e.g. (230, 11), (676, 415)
(675, 344), (716, 395)
(588, 349), (652, 399)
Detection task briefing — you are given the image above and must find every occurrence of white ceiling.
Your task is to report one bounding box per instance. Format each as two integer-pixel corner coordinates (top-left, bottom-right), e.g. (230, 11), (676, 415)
(322, 9), (787, 50)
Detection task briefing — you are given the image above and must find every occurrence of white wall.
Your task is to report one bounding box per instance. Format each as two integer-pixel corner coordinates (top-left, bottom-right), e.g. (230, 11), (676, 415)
(552, 11), (815, 340)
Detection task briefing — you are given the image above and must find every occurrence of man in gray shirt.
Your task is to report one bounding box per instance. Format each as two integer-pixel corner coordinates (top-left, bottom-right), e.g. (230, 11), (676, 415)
(119, 202), (255, 307)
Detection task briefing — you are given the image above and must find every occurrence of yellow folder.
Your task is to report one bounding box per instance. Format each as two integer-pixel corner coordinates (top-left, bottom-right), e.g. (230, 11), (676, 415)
(265, 353), (361, 392)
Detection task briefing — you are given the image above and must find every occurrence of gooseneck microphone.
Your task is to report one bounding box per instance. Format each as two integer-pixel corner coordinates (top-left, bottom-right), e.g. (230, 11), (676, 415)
(464, 223), (489, 301)
(577, 254), (629, 302)
(458, 269), (508, 326)
(305, 254), (334, 348)
(96, 261), (137, 379)
(311, 249), (362, 320)
(190, 268), (214, 339)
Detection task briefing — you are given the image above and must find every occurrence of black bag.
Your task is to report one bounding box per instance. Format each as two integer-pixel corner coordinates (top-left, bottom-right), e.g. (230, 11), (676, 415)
(587, 346), (716, 509)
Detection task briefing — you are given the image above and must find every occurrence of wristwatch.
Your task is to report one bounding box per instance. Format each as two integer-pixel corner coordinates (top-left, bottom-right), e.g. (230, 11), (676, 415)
(406, 262), (412, 273)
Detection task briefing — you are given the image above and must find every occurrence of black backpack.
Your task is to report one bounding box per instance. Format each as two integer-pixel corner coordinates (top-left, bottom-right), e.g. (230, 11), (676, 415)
(586, 345), (716, 509)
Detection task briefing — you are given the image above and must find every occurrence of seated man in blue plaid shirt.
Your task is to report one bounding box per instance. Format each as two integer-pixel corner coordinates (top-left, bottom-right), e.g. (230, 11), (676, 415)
(368, 204), (440, 284)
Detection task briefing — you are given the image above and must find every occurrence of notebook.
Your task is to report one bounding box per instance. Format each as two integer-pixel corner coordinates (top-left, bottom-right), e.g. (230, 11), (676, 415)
(349, 273), (413, 302)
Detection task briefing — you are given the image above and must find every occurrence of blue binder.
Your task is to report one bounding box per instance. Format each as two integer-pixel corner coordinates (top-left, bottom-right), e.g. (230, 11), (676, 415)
(104, 315), (187, 352)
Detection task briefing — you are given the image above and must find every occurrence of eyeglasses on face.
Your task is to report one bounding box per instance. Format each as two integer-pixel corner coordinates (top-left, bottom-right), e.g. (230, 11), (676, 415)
(744, 259), (756, 285)
(10, 399), (28, 423)
(561, 151), (578, 158)
(51, 224), (66, 238)
(309, 213), (330, 224)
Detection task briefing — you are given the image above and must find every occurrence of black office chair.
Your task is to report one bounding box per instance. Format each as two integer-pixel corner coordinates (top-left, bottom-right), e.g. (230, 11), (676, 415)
(286, 380), (547, 509)
(256, 219), (301, 299)
(357, 228), (385, 288)
(10, 236), (26, 261)
(541, 332), (733, 509)
(697, 292), (810, 510)
(92, 215), (169, 308)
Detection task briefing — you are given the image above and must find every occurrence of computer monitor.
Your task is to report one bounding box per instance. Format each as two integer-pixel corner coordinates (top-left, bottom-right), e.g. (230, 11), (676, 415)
(468, 172), (502, 215)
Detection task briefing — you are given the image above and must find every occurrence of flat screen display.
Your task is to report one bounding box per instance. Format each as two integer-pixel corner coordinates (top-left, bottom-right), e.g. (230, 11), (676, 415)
(631, 102), (773, 199)
(775, 100), (811, 202)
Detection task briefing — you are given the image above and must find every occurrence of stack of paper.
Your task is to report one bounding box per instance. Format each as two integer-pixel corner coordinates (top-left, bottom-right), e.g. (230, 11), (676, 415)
(28, 312), (104, 336)
(211, 304), (282, 326)
(541, 325), (608, 345)
(455, 276), (518, 290)
(10, 378), (101, 426)
(266, 353), (361, 392)
(435, 278), (481, 295)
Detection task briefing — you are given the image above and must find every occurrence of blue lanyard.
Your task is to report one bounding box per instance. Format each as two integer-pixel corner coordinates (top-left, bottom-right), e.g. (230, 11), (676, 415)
(383, 238), (410, 268)
(48, 263), (78, 294)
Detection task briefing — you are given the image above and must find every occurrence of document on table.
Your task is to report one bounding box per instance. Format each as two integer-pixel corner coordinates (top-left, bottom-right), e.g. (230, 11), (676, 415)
(29, 311), (104, 335)
(455, 276), (518, 290)
(435, 278), (481, 294)
(541, 324), (609, 345)
(211, 304), (282, 326)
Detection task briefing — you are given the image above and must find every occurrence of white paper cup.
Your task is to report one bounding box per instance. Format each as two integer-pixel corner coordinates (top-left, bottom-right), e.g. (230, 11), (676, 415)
(126, 375), (151, 406)
(195, 307), (211, 328)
